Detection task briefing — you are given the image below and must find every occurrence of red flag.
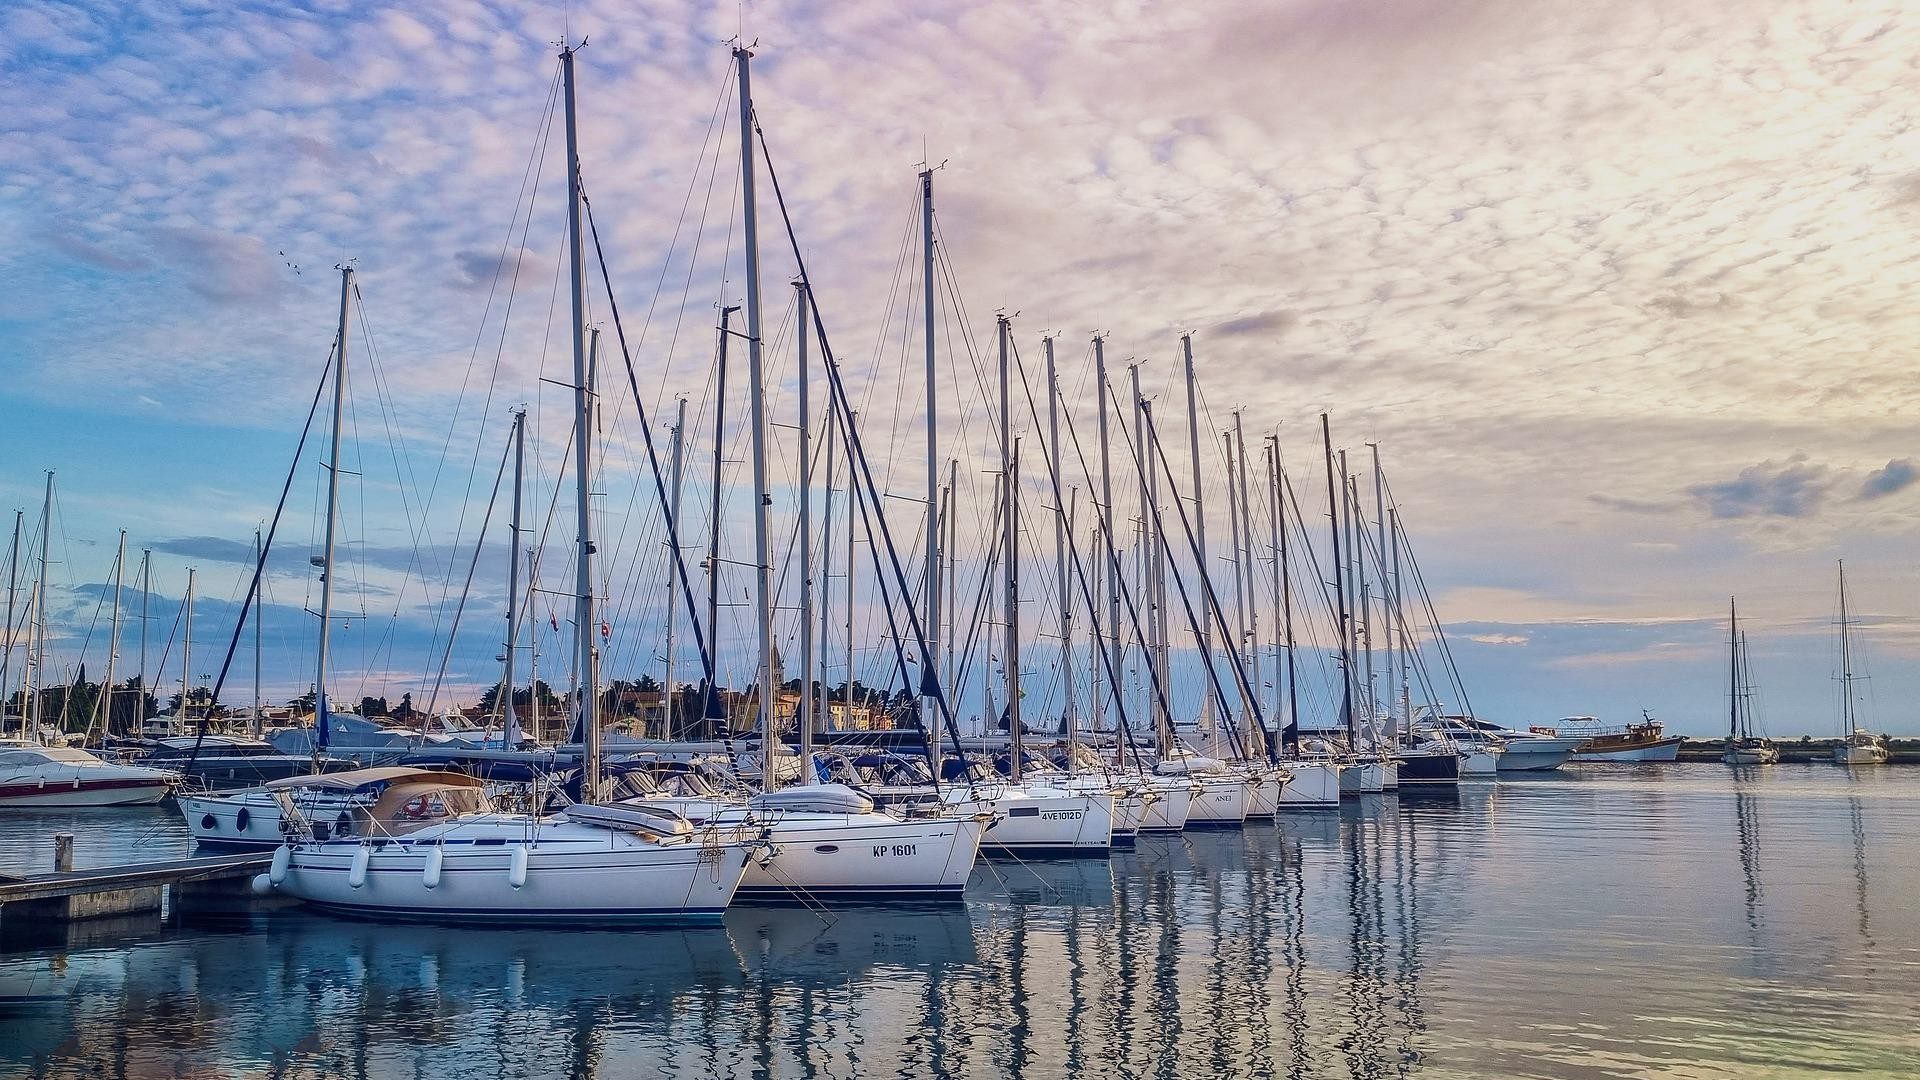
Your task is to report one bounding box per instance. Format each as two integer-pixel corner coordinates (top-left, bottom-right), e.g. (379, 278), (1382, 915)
(600, 621), (611, 640)
(549, 611), (560, 632)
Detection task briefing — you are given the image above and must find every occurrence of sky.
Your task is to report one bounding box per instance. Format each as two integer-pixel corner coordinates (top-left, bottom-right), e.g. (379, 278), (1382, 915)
(2, 0), (1918, 737)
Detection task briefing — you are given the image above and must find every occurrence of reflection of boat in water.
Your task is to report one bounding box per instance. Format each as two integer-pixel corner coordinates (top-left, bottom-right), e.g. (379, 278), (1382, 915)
(1563, 712), (1683, 762)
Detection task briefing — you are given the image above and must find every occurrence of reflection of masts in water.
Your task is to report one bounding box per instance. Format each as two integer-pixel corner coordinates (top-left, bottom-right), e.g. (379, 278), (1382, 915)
(1149, 864), (1184, 1080)
(1240, 828), (1280, 1078)
(1392, 805), (1430, 1073)
(1846, 782), (1873, 949)
(1338, 813), (1390, 1078)
(1009, 909), (1033, 1077)
(1733, 781), (1764, 934)
(1277, 829), (1311, 1076)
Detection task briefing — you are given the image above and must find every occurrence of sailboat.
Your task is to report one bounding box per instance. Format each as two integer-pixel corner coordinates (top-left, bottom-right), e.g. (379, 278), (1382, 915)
(613, 48), (990, 902)
(0, 475), (180, 808)
(1832, 562), (1890, 766)
(255, 47), (760, 923)
(1721, 599), (1777, 766)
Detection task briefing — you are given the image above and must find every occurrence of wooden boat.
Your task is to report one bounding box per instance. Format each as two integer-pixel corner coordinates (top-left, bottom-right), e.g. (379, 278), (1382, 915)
(1565, 713), (1683, 762)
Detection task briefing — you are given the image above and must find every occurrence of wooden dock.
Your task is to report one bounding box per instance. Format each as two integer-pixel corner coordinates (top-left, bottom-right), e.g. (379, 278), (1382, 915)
(0, 849), (276, 925)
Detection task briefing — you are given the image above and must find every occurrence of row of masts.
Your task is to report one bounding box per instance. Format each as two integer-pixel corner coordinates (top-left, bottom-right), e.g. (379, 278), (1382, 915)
(0, 475), (262, 743)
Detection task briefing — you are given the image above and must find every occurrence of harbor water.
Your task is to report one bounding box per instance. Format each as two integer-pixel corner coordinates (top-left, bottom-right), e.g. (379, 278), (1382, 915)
(2, 763), (1916, 1078)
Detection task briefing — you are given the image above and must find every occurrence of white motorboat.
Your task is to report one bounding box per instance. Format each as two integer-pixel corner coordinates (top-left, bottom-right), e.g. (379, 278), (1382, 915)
(252, 769), (761, 924)
(1440, 716), (1580, 772)
(0, 745), (179, 808)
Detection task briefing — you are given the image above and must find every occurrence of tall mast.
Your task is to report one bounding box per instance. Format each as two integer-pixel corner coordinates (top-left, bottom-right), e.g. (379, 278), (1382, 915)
(503, 408), (526, 746)
(796, 278), (816, 779)
(27, 473), (51, 740)
(136, 549), (149, 735)
(314, 268), (352, 765)
(943, 457), (958, 693)
(559, 44), (601, 802)
(1130, 363), (1166, 753)
(665, 397), (686, 736)
(1233, 414), (1260, 755)
(1180, 335), (1214, 748)
(1372, 443), (1391, 735)
(997, 314), (1022, 780)
(181, 568), (195, 735)
(920, 168), (941, 723)
(1352, 472), (1373, 730)
(1390, 507), (1408, 731)
(1838, 561), (1856, 739)
(99, 530), (126, 737)
(526, 545), (542, 742)
(1321, 416), (1352, 745)
(1047, 337), (1076, 761)
(1728, 597), (1738, 743)
(1, 510), (20, 723)
(1267, 436), (1296, 754)
(1093, 338), (1121, 757)
(846, 410), (858, 732)
(819, 398), (835, 737)
(706, 304), (737, 740)
(250, 529), (262, 738)
(733, 45), (779, 795)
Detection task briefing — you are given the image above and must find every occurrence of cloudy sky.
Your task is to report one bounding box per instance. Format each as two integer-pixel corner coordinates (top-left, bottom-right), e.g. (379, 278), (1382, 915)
(2, 0), (1917, 737)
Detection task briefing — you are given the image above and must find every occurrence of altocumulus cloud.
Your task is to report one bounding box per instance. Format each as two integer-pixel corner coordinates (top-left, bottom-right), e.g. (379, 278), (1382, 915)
(1686, 455), (1830, 519)
(1859, 459), (1916, 500)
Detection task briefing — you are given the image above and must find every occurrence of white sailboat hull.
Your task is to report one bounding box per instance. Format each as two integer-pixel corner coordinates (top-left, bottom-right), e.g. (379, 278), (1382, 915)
(1245, 770), (1283, 818)
(1339, 761), (1386, 795)
(1138, 778), (1195, 832)
(1722, 745), (1779, 766)
(264, 818), (754, 923)
(956, 786), (1115, 855)
(1278, 761), (1341, 807)
(1835, 744), (1889, 765)
(1185, 775), (1251, 825)
(1458, 749), (1501, 776)
(735, 811), (986, 904)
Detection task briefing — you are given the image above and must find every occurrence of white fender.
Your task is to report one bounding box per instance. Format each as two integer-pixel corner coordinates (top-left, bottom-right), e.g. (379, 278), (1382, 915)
(422, 845), (443, 889)
(249, 874), (274, 896)
(348, 845), (370, 889)
(268, 844), (291, 885)
(508, 844), (529, 889)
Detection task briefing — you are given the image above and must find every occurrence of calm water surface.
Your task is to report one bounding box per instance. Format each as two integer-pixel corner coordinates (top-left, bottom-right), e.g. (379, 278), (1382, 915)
(1, 763), (1916, 1078)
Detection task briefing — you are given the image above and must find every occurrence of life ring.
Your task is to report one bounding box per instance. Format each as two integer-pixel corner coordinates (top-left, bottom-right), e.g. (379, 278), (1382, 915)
(400, 796), (430, 819)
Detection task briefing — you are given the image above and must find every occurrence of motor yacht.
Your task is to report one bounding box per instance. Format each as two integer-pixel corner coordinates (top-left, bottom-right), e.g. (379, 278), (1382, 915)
(0, 744), (180, 808)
